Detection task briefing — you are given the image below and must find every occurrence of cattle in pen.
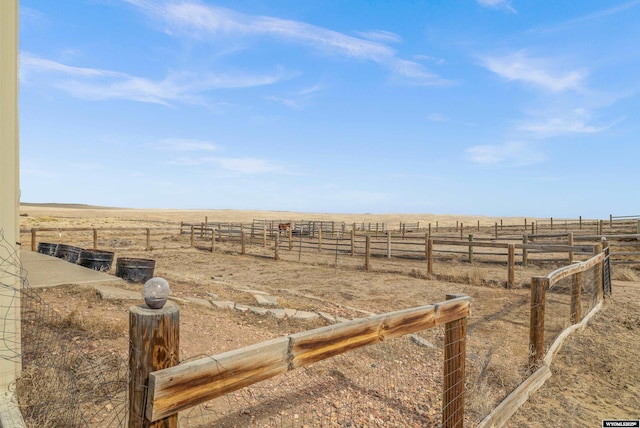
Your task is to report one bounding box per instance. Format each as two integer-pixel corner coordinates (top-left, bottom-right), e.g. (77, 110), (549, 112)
(278, 222), (291, 234)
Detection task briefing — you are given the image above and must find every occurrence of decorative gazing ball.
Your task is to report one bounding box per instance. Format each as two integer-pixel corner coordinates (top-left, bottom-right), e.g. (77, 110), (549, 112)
(143, 277), (170, 309)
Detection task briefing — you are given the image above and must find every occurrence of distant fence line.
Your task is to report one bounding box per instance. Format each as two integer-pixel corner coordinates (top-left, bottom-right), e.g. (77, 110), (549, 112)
(23, 219), (638, 288)
(181, 214), (640, 239)
(180, 222), (634, 286)
(22, 226), (181, 253)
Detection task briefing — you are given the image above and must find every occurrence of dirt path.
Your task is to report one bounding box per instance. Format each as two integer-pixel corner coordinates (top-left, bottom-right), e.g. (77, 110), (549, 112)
(506, 279), (640, 427)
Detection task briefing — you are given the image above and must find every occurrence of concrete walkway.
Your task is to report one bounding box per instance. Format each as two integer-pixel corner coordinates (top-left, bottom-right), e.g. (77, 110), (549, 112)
(20, 249), (124, 288)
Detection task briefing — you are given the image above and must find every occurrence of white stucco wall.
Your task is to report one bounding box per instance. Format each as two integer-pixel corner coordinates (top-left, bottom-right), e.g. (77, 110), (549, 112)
(0, 0), (21, 389)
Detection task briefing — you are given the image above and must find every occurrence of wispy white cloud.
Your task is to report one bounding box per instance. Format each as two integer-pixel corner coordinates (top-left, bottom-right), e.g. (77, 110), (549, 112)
(299, 84), (325, 96)
(19, 6), (50, 29)
(427, 113), (449, 122)
(517, 108), (619, 137)
(480, 50), (586, 92)
(354, 30), (402, 44)
(168, 156), (282, 174)
(466, 141), (545, 166)
(149, 138), (220, 151)
(390, 59), (451, 86)
(414, 54), (446, 66)
(266, 96), (300, 109)
(477, 0), (516, 13)
(265, 83), (326, 109)
(527, 0), (640, 34)
(213, 157), (280, 174)
(21, 55), (124, 78)
(518, 118), (610, 137)
(125, 0), (450, 86)
(20, 53), (289, 105)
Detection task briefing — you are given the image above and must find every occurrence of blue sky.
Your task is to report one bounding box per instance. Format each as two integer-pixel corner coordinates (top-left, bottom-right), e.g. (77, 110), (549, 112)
(18, 0), (640, 218)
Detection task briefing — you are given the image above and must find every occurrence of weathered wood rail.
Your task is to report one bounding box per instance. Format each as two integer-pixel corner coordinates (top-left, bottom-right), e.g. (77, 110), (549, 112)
(141, 295), (471, 425)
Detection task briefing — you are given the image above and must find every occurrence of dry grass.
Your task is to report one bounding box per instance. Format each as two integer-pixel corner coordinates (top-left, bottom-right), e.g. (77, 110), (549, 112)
(612, 265), (639, 282)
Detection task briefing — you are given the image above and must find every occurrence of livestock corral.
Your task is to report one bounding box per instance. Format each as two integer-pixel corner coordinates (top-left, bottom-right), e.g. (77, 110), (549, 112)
(12, 205), (640, 427)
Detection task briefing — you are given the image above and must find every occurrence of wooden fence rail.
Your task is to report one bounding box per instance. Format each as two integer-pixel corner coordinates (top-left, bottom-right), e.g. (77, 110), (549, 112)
(140, 295), (471, 426)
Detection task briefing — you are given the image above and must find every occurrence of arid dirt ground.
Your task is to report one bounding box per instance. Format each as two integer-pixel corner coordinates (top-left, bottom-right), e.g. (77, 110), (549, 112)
(16, 204), (640, 427)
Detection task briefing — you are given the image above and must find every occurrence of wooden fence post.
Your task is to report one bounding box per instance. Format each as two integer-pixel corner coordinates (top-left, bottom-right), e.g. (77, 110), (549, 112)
(443, 294), (467, 428)
(550, 217), (554, 230)
(427, 238), (433, 276)
(31, 228), (36, 252)
(297, 226), (303, 262)
(424, 232), (429, 261)
(190, 226), (194, 247)
(93, 228), (98, 250)
(263, 227), (267, 248)
(507, 244), (515, 288)
(241, 231), (246, 256)
(211, 229), (216, 253)
(459, 223), (463, 239)
(568, 232), (574, 263)
(288, 226), (293, 251)
(129, 301), (179, 428)
(529, 277), (546, 369)
(387, 232), (391, 259)
(522, 234), (528, 266)
(364, 235), (371, 271)
(570, 272), (582, 324)
(146, 228), (151, 251)
(494, 223), (498, 239)
(274, 234), (280, 261)
(318, 229), (322, 252)
(351, 229), (355, 256)
(468, 234), (473, 264)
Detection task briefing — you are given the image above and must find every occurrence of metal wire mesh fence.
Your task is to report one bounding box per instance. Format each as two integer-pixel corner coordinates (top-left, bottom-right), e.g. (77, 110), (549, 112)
(176, 335), (447, 427)
(138, 297), (470, 427)
(540, 255), (603, 357)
